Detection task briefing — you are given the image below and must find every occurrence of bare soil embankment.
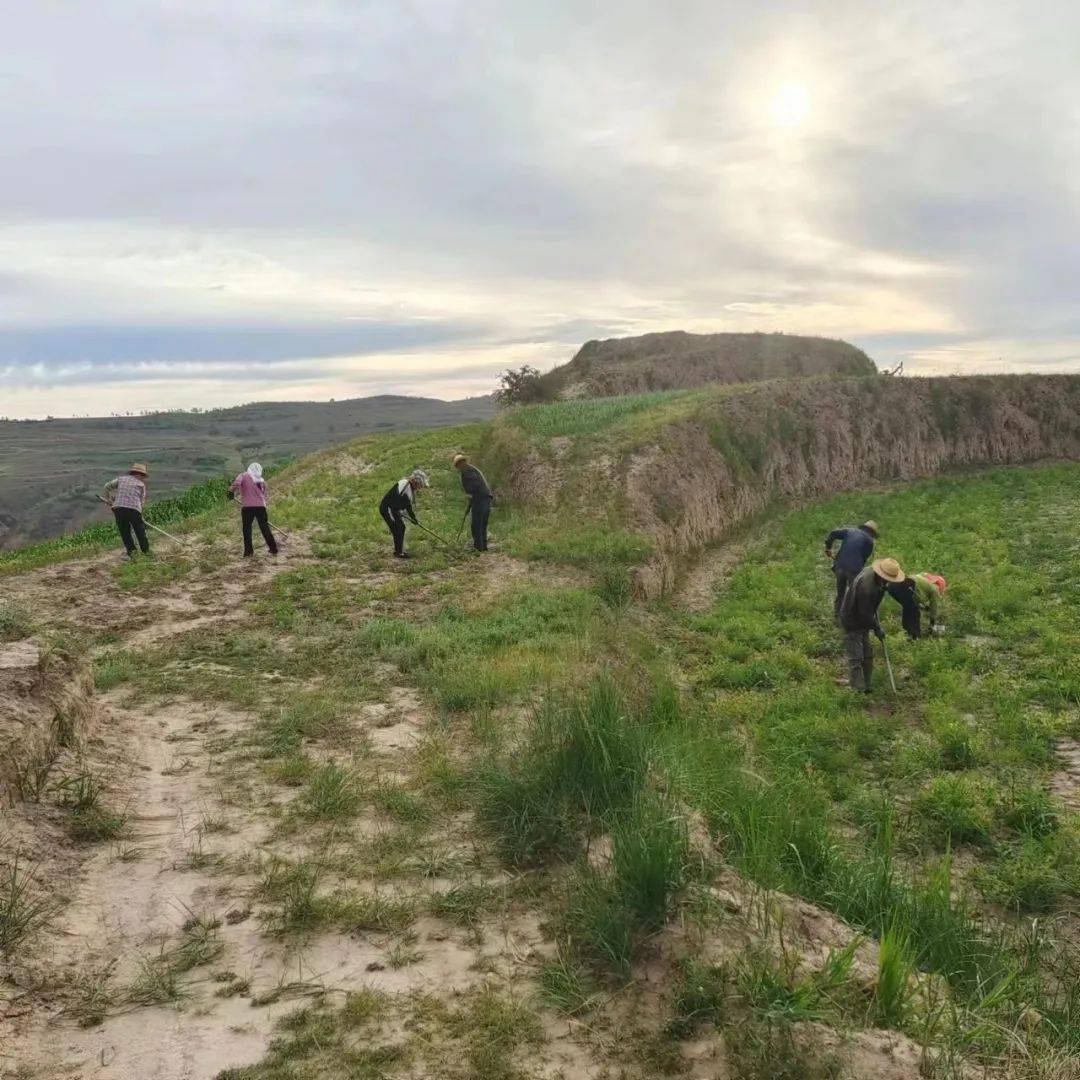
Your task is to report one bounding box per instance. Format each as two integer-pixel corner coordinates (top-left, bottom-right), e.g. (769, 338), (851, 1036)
(0, 637), (94, 804)
(496, 373), (1080, 598)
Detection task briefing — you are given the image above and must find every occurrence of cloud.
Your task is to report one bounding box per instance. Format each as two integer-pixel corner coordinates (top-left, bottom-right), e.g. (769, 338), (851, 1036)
(1, 0), (1078, 416)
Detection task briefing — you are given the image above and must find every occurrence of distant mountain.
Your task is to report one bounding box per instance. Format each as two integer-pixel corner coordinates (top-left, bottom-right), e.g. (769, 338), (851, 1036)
(536, 331), (876, 399)
(0, 394), (496, 549)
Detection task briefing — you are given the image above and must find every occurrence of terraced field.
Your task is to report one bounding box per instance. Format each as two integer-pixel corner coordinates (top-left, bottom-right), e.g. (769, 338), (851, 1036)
(2, 407), (1079, 1079)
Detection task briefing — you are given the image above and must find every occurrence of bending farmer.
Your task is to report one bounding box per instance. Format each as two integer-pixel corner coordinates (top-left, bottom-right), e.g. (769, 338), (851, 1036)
(825, 520), (879, 618)
(453, 453), (492, 552)
(839, 557), (906, 692)
(888, 572), (946, 639)
(103, 462), (151, 559)
(228, 462), (278, 557)
(379, 470), (429, 558)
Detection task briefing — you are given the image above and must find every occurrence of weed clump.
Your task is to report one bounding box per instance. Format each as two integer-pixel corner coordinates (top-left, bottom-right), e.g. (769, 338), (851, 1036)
(0, 858), (54, 955)
(53, 771), (127, 842)
(475, 676), (655, 868)
(0, 601), (33, 642)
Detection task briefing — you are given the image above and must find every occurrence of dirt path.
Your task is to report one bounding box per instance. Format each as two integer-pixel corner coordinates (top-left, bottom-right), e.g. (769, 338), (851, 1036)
(1, 535), (575, 1079)
(6, 696), (279, 1078)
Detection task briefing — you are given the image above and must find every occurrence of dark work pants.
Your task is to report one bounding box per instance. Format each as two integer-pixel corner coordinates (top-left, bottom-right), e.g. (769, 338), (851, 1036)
(381, 505), (407, 555)
(844, 629), (873, 692)
(833, 567), (854, 618)
(470, 496), (492, 551)
(900, 597), (921, 639)
(242, 506), (278, 555)
(113, 507), (149, 555)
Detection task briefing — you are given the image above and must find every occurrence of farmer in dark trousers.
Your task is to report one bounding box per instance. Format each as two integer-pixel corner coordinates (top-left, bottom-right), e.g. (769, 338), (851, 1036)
(228, 462), (277, 557)
(824, 520), (879, 618)
(839, 557), (905, 692)
(379, 470), (429, 558)
(103, 462), (151, 559)
(453, 453), (492, 552)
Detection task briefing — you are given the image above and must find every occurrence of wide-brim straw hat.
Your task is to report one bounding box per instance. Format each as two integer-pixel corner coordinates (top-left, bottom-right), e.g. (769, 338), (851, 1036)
(862, 520), (879, 536)
(872, 557), (905, 583)
(452, 454), (468, 465)
(129, 462), (149, 477)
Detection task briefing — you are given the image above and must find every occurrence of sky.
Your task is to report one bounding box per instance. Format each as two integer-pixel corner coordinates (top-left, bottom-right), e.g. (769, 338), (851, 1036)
(2, 0), (1079, 418)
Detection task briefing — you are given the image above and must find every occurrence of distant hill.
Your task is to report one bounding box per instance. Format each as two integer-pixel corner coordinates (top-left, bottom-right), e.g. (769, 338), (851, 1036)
(0, 394), (495, 549)
(537, 331), (876, 399)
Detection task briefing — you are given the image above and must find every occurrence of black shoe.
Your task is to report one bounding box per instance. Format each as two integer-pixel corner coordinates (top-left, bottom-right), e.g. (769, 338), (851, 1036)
(394, 552), (411, 559)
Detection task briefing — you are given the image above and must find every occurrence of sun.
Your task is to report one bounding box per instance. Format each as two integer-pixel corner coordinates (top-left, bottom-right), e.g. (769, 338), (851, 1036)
(769, 81), (811, 128)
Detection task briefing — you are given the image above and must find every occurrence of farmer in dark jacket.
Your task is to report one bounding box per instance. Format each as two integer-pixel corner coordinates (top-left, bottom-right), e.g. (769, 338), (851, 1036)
(453, 453), (492, 552)
(825, 520), (879, 618)
(379, 469), (429, 558)
(840, 557), (905, 692)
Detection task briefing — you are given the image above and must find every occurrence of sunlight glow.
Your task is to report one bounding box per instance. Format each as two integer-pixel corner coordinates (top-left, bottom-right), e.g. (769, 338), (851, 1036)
(769, 81), (811, 127)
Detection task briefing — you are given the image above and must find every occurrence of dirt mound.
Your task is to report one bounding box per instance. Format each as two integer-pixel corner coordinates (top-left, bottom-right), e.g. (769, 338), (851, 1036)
(539, 330), (875, 398)
(0, 638), (94, 803)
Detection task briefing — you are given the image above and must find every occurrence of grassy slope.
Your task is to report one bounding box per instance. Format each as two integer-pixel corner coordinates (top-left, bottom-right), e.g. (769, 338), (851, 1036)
(6, 405), (1080, 1077)
(0, 394), (494, 549)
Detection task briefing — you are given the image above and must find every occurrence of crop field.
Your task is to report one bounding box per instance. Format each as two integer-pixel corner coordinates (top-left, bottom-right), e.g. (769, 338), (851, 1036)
(4, 407), (1080, 1078)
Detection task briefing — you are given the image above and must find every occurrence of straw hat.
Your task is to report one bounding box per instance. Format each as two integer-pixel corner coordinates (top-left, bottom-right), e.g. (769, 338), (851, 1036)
(129, 463), (149, 477)
(452, 454), (468, 466)
(872, 557), (905, 583)
(862, 520), (879, 536)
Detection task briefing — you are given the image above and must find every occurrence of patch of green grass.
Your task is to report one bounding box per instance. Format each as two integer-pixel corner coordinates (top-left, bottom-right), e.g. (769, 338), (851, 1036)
(0, 857), (55, 956)
(69, 964), (117, 1027)
(447, 985), (544, 1080)
(53, 770), (128, 842)
(258, 856), (326, 934)
(0, 601), (33, 641)
(537, 950), (599, 1016)
(911, 774), (994, 848)
(475, 676), (656, 867)
(976, 839), (1077, 914)
(429, 882), (504, 928)
(872, 923), (917, 1027)
(595, 566), (633, 609)
(128, 919), (222, 1005)
(267, 752), (315, 786)
(93, 651), (140, 690)
(215, 994), (405, 1079)
(505, 391), (695, 437)
(609, 793), (691, 931)
(297, 763), (364, 821)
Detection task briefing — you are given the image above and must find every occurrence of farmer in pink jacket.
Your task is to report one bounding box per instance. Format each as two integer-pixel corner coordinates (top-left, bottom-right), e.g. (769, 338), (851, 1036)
(228, 462), (278, 557)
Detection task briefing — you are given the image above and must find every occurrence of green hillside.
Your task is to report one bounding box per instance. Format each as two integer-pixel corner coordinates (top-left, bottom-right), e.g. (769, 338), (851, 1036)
(3, 387), (1080, 1078)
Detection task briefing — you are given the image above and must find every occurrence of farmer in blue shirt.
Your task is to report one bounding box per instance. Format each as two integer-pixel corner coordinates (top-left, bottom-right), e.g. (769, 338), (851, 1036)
(824, 520), (879, 619)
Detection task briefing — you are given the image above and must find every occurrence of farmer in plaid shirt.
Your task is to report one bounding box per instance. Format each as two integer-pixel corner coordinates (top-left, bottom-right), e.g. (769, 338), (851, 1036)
(103, 463), (151, 558)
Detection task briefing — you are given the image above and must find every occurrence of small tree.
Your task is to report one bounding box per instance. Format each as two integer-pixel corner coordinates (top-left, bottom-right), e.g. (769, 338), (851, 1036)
(495, 364), (546, 406)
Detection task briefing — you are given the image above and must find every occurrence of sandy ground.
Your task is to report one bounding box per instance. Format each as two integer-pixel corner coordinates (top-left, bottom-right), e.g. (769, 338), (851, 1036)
(0, 534), (597, 1080)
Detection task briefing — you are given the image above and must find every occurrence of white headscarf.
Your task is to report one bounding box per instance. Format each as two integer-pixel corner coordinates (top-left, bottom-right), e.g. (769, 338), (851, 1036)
(247, 462), (264, 483)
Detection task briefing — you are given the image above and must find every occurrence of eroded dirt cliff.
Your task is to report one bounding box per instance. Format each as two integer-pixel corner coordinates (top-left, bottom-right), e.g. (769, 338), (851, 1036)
(494, 373), (1080, 597)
